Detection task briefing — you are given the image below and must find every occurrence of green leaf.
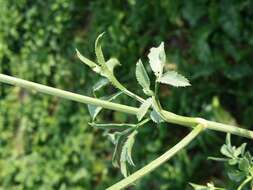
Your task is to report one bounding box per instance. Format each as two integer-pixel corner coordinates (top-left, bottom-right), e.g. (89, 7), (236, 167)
(227, 170), (245, 182)
(95, 32), (106, 66)
(190, 182), (225, 190)
(135, 59), (151, 94)
(89, 122), (136, 130)
(239, 157), (251, 173)
(120, 130), (138, 177)
(234, 143), (246, 157)
(157, 71), (191, 87)
(92, 78), (110, 97)
(76, 48), (101, 73)
(150, 110), (164, 123)
(148, 42), (166, 79)
(87, 92), (122, 121)
(137, 98), (152, 121)
(220, 144), (234, 159)
(110, 128), (134, 168)
(106, 58), (121, 73)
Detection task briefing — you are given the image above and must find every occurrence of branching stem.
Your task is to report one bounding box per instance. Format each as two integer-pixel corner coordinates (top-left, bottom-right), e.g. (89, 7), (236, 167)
(1, 74), (253, 140)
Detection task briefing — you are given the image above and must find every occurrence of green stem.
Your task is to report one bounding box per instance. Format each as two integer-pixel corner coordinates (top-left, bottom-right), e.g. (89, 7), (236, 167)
(1, 74), (253, 139)
(237, 177), (252, 190)
(106, 124), (204, 190)
(0, 74), (137, 115)
(110, 75), (145, 103)
(136, 118), (151, 127)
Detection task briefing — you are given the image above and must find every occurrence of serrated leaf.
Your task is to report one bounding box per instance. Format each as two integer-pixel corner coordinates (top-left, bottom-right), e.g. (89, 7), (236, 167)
(158, 71), (191, 87)
(110, 128), (134, 168)
(106, 58), (121, 73)
(135, 59), (151, 93)
(95, 32), (106, 66)
(137, 98), (152, 121)
(120, 130), (138, 177)
(150, 110), (164, 123)
(87, 92), (122, 121)
(76, 48), (101, 73)
(148, 42), (166, 78)
(89, 122), (136, 130)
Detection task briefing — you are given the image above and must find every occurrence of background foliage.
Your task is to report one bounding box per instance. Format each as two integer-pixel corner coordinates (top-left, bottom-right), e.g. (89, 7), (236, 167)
(0, 0), (252, 189)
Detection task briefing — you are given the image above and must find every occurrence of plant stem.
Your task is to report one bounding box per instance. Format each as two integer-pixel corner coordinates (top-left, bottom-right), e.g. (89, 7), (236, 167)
(109, 75), (145, 103)
(237, 177), (252, 190)
(1, 74), (253, 139)
(106, 124), (204, 190)
(0, 74), (137, 115)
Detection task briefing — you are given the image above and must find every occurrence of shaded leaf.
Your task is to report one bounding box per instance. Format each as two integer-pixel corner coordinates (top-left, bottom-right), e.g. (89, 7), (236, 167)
(137, 98), (152, 121)
(92, 78), (110, 97)
(87, 92), (122, 121)
(110, 128), (134, 168)
(150, 110), (164, 123)
(227, 170), (245, 182)
(158, 71), (191, 87)
(148, 42), (166, 78)
(120, 130), (138, 177)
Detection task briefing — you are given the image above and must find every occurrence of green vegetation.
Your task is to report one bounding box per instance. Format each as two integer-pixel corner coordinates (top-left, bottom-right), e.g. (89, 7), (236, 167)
(0, 0), (253, 189)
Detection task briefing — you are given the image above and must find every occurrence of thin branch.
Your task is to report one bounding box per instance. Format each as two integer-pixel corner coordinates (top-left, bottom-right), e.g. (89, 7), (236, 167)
(106, 124), (204, 190)
(1, 74), (253, 139)
(237, 177), (252, 190)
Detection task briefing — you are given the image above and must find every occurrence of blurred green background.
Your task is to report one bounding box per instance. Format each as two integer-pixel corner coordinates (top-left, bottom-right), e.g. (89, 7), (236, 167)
(0, 0), (253, 189)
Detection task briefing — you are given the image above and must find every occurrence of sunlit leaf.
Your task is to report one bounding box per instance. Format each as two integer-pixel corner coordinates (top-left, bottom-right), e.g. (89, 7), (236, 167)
(148, 42), (166, 79)
(158, 71), (190, 87)
(76, 48), (101, 73)
(106, 57), (121, 73)
(95, 32), (106, 66)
